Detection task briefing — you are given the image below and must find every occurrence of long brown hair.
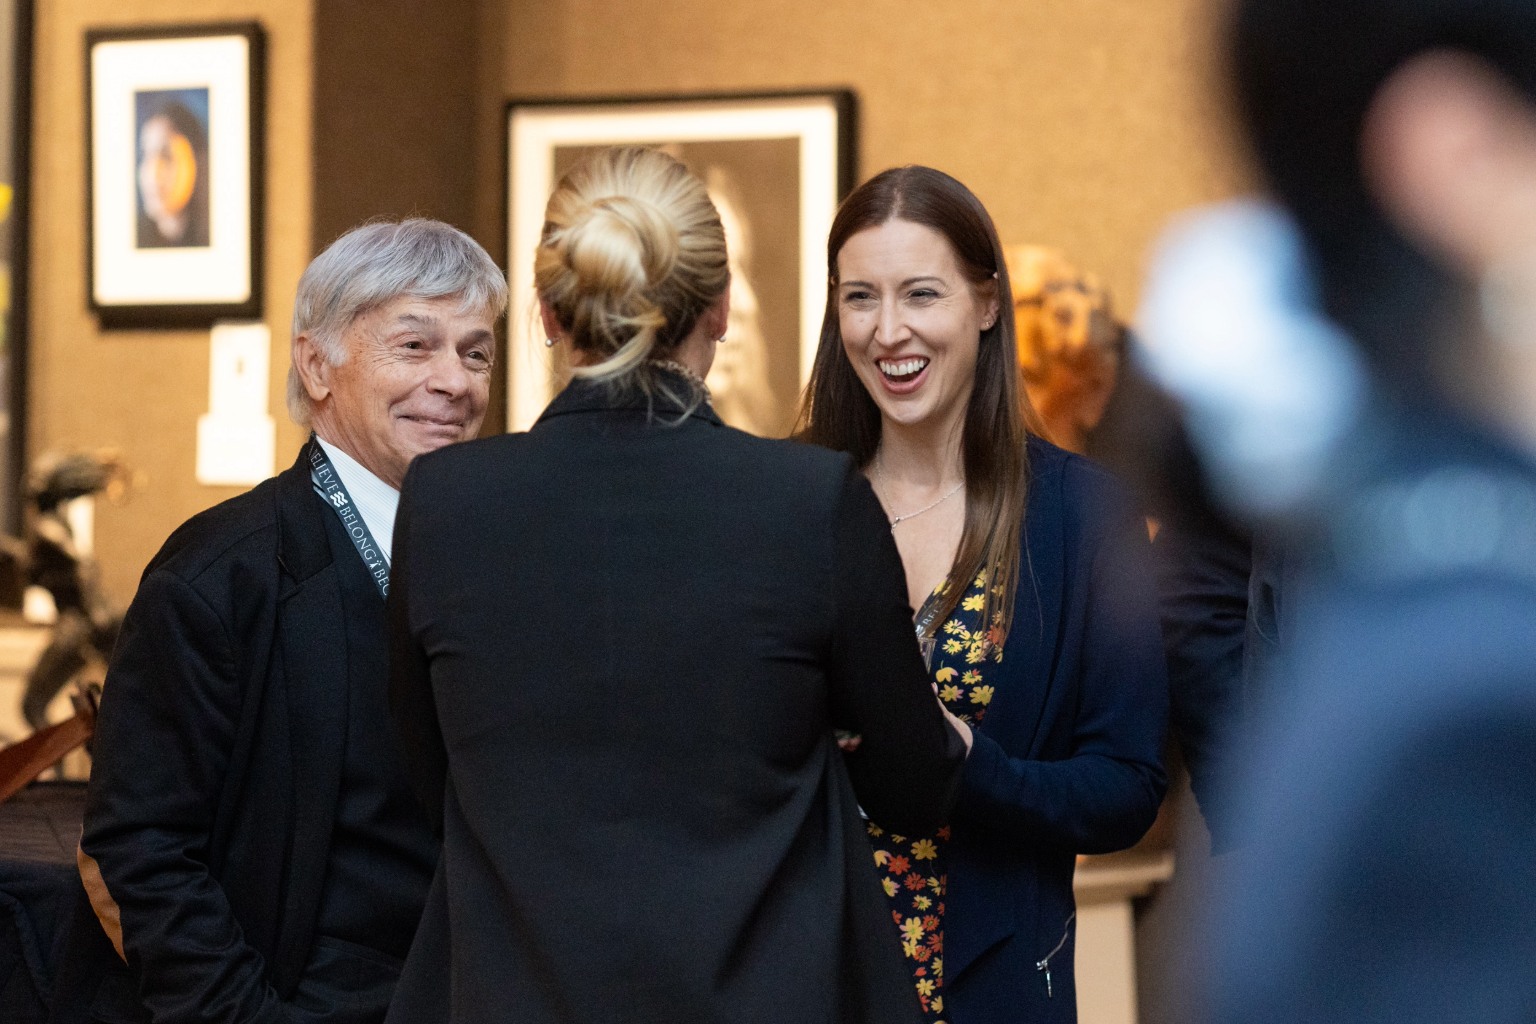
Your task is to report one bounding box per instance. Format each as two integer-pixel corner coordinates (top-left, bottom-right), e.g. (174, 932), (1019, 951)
(796, 165), (1030, 647)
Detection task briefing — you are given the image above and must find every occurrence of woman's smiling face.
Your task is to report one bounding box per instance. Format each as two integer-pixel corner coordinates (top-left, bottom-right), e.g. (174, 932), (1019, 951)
(836, 217), (998, 438)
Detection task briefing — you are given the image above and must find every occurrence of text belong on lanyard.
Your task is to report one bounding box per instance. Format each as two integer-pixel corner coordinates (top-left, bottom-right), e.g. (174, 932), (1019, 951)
(308, 437), (391, 599)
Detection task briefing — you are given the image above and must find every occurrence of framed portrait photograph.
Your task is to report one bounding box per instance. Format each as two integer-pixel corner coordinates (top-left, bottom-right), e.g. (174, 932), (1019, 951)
(505, 90), (856, 435)
(86, 23), (264, 328)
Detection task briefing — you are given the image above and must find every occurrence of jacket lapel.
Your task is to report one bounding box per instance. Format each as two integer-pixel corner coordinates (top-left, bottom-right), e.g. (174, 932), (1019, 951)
(982, 438), (1068, 759)
(271, 447), (349, 989)
(945, 439), (1068, 983)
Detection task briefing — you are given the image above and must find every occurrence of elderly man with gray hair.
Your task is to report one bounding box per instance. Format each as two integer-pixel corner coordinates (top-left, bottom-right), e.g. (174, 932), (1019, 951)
(57, 219), (506, 1024)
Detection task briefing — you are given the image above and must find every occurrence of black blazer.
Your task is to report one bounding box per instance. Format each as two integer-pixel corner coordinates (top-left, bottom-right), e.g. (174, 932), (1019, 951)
(1155, 514), (1251, 849)
(386, 377), (967, 1024)
(57, 447), (426, 1024)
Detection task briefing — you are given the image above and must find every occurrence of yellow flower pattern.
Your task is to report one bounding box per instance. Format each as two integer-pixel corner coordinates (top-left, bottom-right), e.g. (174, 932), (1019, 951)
(865, 569), (1003, 1024)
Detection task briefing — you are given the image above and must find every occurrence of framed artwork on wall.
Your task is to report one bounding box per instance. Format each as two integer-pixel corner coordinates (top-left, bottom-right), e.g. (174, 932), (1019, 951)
(504, 90), (856, 435)
(0, 0), (29, 532)
(86, 23), (264, 328)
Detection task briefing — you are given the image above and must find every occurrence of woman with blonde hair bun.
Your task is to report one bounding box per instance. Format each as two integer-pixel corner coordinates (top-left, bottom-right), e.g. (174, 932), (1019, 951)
(386, 146), (968, 1024)
(534, 145), (731, 394)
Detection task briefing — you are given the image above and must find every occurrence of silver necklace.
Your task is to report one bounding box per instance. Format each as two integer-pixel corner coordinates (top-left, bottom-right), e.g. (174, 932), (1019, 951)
(872, 456), (964, 529)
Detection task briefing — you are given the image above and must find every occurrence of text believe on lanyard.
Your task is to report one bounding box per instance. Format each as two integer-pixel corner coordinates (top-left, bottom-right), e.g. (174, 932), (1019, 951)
(308, 437), (391, 599)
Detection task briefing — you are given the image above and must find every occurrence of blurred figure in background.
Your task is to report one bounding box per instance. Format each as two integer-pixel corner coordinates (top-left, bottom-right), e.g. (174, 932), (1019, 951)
(1008, 244), (1256, 850)
(19, 451), (123, 733)
(1007, 245), (1123, 456)
(702, 166), (781, 435)
(1137, 0), (1536, 1019)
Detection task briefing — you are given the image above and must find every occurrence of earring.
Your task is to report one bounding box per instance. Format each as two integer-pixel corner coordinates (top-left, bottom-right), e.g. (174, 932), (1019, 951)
(544, 337), (557, 348)
(715, 335), (726, 343)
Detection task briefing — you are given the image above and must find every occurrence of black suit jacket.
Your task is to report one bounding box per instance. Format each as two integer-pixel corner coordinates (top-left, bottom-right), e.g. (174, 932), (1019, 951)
(57, 446), (426, 1024)
(1154, 514), (1251, 849)
(385, 377), (967, 1024)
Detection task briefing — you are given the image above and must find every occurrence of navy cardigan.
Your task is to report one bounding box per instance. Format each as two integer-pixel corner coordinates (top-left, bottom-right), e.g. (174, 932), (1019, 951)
(944, 437), (1168, 1024)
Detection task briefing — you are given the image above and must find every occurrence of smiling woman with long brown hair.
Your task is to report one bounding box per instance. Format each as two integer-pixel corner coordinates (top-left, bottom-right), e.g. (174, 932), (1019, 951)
(798, 165), (1168, 1024)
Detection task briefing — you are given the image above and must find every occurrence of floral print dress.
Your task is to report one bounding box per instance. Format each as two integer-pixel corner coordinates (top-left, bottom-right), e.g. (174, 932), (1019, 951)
(866, 570), (1004, 1024)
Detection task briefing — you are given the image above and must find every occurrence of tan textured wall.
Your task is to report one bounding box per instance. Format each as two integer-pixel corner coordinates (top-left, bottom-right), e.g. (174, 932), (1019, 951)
(31, 0), (313, 603)
(310, 0), (493, 426)
(473, 0), (1252, 320)
(311, 0), (479, 248)
(29, 0), (1248, 605)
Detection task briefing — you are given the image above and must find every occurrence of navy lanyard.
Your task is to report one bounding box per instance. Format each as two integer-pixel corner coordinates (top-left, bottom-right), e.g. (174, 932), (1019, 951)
(308, 435), (391, 599)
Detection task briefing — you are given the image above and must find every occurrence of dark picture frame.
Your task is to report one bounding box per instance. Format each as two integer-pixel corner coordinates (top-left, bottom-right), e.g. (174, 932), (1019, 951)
(86, 23), (264, 328)
(504, 90), (856, 436)
(0, 0), (29, 532)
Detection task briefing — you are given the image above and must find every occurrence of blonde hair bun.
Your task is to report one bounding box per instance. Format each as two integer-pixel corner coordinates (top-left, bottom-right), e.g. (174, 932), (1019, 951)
(564, 195), (680, 299)
(535, 147), (729, 386)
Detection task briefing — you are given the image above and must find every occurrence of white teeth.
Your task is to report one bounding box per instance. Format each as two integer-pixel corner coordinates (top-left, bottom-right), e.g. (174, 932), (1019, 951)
(878, 357), (929, 377)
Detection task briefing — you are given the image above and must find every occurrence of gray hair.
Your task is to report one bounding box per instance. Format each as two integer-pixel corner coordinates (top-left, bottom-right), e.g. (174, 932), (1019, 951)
(287, 218), (509, 425)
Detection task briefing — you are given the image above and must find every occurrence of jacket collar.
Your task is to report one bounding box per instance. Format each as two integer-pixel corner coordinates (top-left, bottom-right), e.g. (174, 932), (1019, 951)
(274, 441), (334, 589)
(534, 370), (723, 428)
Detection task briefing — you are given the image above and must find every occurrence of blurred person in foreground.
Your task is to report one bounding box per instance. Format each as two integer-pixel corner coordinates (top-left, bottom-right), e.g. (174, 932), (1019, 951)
(59, 219), (505, 1024)
(1136, 0), (1536, 1019)
(797, 165), (1168, 1024)
(384, 146), (968, 1024)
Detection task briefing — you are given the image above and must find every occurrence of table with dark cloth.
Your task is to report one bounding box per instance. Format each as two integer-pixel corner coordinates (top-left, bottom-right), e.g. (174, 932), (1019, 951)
(0, 781), (87, 1024)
